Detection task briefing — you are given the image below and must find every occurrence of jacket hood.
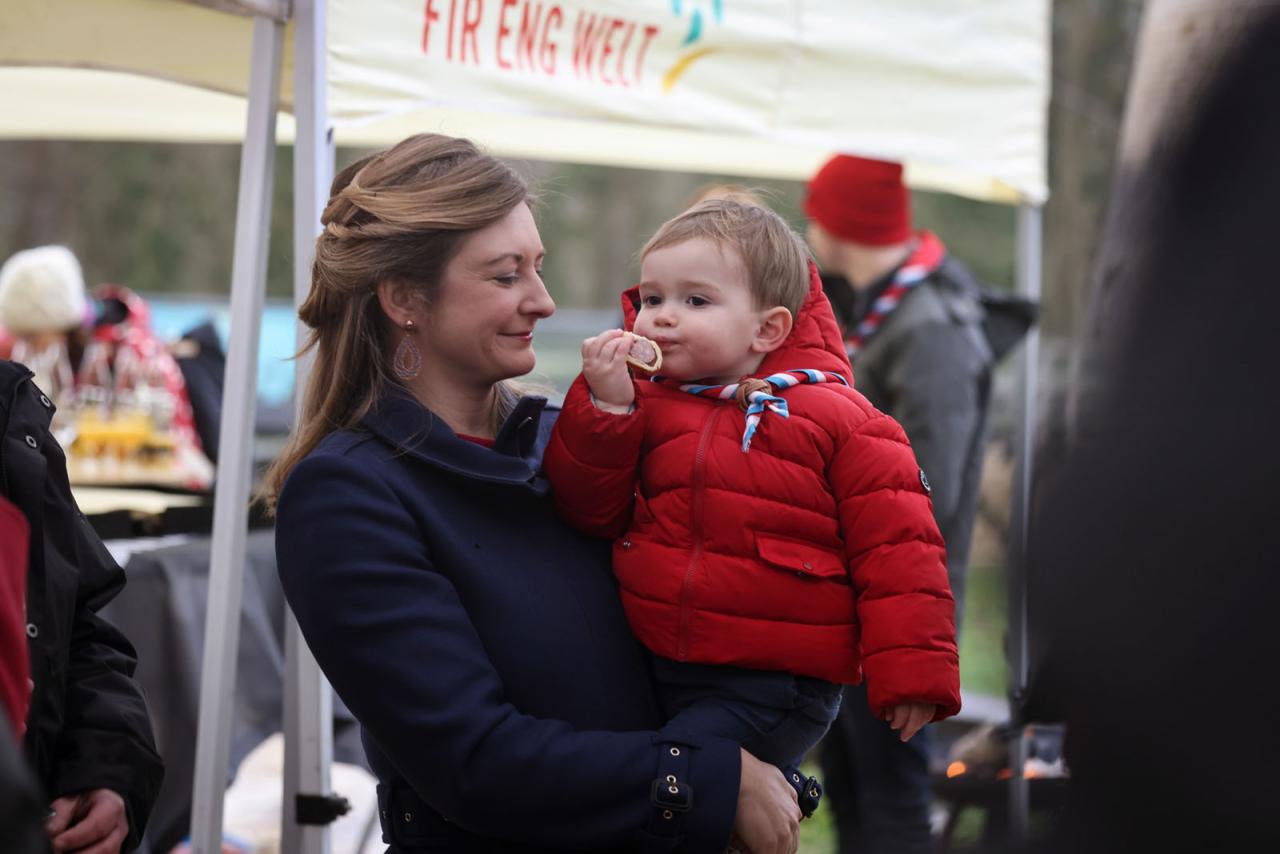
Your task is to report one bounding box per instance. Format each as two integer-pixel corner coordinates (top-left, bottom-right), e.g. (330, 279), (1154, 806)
(620, 260), (854, 384)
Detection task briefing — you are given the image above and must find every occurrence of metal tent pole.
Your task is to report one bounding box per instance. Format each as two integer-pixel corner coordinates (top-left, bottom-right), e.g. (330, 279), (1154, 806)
(282, 2), (339, 853)
(1008, 203), (1043, 845)
(189, 15), (283, 854)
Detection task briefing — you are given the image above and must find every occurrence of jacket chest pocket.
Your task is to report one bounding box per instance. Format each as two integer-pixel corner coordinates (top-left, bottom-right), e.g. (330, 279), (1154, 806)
(755, 532), (849, 584)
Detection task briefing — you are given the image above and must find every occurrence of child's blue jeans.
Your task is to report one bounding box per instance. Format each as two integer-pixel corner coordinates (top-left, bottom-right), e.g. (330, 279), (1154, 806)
(652, 657), (844, 768)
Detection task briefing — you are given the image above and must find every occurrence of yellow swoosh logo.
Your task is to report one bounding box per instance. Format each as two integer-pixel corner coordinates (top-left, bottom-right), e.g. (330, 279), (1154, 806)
(662, 47), (719, 94)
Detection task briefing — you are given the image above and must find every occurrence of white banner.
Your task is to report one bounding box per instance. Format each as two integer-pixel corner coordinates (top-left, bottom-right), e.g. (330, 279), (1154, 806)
(0, 0), (1048, 202)
(328, 0), (1049, 201)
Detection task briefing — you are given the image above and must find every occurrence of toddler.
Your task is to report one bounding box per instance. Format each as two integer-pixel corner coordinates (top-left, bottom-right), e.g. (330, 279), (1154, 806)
(544, 200), (960, 778)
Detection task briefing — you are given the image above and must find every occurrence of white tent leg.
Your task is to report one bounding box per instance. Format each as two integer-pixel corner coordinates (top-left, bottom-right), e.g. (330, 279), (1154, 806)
(190, 15), (283, 854)
(282, 2), (338, 853)
(1008, 203), (1043, 844)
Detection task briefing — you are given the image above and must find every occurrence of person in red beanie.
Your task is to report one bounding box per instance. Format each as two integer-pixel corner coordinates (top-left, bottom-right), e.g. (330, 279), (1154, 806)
(805, 154), (1032, 854)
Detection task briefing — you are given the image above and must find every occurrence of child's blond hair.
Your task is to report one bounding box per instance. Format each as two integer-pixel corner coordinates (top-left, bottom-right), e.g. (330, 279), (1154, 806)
(641, 199), (811, 317)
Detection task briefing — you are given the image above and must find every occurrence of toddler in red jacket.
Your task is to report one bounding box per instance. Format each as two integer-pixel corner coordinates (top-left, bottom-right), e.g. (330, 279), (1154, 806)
(544, 200), (960, 774)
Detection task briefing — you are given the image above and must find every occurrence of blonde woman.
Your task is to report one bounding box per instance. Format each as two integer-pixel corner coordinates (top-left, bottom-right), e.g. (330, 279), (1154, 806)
(264, 134), (801, 853)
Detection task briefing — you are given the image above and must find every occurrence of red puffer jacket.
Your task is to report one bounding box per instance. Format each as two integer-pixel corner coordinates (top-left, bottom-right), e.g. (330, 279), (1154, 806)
(544, 265), (960, 719)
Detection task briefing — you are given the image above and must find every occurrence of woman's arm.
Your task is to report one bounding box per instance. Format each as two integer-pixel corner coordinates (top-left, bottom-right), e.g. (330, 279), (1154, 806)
(543, 374), (646, 539)
(276, 450), (739, 852)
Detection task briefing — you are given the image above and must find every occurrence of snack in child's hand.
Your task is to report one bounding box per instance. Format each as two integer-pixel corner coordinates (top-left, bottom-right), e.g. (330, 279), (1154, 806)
(624, 333), (663, 373)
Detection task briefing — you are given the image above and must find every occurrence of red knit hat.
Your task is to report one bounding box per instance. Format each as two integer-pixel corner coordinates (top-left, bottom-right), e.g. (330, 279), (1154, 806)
(804, 155), (912, 246)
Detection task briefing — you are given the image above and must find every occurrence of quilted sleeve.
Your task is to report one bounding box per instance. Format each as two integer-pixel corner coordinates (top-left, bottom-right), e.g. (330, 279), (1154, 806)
(829, 408), (961, 720)
(543, 374), (647, 540)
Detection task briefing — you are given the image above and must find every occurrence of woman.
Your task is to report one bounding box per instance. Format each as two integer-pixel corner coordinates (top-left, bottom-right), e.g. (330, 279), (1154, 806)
(264, 134), (801, 853)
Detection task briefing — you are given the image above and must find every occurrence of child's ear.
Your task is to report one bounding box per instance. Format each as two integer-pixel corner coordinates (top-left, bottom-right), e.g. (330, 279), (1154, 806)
(752, 307), (794, 353)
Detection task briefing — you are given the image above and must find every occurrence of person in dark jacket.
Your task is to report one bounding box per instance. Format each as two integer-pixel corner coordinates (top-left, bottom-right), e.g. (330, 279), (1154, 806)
(262, 133), (803, 854)
(0, 358), (164, 852)
(804, 155), (1029, 854)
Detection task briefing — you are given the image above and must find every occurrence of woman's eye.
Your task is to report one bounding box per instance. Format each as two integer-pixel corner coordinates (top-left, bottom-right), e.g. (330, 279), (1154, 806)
(495, 273), (519, 285)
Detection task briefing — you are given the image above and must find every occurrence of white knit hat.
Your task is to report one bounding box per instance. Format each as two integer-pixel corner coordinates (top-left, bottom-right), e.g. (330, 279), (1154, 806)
(0, 245), (88, 335)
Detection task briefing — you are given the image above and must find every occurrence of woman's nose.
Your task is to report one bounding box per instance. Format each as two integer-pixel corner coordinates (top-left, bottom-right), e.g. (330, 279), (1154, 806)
(524, 275), (556, 318)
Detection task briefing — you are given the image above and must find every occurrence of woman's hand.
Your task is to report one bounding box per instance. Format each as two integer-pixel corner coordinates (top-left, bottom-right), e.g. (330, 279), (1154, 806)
(581, 329), (635, 414)
(732, 748), (800, 854)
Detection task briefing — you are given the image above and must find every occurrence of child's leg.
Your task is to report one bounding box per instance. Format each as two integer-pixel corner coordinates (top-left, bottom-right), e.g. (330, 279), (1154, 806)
(738, 675), (844, 767)
(653, 659), (843, 767)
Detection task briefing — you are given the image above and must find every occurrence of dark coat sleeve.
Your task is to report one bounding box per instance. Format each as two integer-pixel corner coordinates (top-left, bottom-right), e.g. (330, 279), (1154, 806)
(49, 506), (164, 849)
(275, 451), (740, 853)
(882, 321), (988, 534)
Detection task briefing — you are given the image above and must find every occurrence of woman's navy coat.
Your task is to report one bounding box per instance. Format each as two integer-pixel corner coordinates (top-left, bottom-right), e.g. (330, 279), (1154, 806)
(275, 391), (740, 852)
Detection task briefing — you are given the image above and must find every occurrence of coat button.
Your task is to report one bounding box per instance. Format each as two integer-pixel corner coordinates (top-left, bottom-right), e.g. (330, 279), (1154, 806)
(802, 561), (813, 570)
(621, 540), (632, 549)
(25, 435), (38, 448)
(26, 623), (38, 638)
(39, 394), (52, 408)
(403, 811), (412, 823)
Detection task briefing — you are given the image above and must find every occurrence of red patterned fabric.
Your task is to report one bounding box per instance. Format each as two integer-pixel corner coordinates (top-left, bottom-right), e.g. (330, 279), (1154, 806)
(86, 284), (203, 458)
(545, 264), (960, 719)
(0, 496), (30, 738)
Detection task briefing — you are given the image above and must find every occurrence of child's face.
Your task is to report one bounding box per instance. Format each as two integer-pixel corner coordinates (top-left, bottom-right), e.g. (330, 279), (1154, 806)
(635, 237), (773, 384)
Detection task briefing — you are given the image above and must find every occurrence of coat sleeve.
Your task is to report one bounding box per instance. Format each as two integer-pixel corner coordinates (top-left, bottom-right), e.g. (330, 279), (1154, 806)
(275, 451), (740, 853)
(543, 374), (647, 539)
(829, 407), (961, 721)
(51, 512), (164, 849)
(882, 320), (988, 536)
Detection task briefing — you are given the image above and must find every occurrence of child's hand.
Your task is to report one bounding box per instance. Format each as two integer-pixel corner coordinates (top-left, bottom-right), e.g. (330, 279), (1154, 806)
(885, 702), (936, 742)
(582, 329), (636, 414)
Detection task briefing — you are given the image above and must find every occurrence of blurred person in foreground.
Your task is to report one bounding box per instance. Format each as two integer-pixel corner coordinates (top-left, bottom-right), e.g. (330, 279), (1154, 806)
(1023, 6), (1280, 852)
(804, 155), (1026, 853)
(1, 357), (164, 851)
(1, 495), (44, 854)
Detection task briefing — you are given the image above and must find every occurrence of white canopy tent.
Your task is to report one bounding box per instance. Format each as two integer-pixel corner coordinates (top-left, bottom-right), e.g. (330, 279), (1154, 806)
(2, 1), (1048, 851)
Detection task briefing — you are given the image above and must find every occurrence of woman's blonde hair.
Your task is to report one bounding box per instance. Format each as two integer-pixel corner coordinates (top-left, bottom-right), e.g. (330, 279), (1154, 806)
(259, 133), (530, 510)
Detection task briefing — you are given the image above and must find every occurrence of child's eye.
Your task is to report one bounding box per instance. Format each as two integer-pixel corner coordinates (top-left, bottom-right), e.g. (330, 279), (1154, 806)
(642, 295), (662, 307)
(687, 295), (710, 307)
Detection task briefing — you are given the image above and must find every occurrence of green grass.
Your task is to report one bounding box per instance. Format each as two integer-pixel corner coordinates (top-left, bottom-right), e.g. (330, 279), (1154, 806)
(958, 563), (1008, 698)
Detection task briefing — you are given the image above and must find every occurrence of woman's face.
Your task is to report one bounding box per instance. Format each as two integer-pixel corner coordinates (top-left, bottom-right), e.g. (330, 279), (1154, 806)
(417, 204), (555, 388)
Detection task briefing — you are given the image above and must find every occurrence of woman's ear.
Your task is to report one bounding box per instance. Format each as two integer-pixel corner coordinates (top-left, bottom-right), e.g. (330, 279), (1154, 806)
(752, 307), (794, 354)
(375, 279), (420, 328)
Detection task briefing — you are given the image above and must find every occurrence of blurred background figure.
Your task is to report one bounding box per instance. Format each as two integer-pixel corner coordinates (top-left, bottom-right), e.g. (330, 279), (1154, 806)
(0, 245), (87, 403)
(806, 154), (1032, 854)
(0, 245), (211, 488)
(1023, 2), (1280, 851)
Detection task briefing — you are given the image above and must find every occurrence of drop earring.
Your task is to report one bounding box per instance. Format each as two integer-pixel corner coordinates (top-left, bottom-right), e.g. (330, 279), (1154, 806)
(393, 319), (422, 381)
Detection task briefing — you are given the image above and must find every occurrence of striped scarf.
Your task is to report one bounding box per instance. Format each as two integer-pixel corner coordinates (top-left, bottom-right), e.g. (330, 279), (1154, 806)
(845, 230), (946, 358)
(657, 369), (849, 452)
